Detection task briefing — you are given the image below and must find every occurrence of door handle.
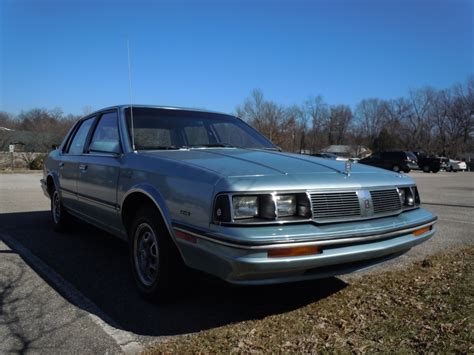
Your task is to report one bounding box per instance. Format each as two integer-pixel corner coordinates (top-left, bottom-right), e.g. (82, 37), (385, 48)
(79, 164), (88, 171)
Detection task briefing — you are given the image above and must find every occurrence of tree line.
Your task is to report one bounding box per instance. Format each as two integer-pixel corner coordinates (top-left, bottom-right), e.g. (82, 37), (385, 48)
(237, 76), (473, 157)
(1, 76), (473, 156)
(0, 108), (81, 152)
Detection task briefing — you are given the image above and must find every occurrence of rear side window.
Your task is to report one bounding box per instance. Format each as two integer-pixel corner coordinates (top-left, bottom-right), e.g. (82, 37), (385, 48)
(382, 152), (401, 159)
(89, 112), (121, 153)
(67, 117), (95, 155)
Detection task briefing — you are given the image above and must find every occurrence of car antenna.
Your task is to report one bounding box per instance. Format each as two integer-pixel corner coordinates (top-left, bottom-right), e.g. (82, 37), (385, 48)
(127, 38), (136, 151)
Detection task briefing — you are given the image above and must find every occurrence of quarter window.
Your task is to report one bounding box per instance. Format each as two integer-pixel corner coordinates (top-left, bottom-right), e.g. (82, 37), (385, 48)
(67, 117), (95, 155)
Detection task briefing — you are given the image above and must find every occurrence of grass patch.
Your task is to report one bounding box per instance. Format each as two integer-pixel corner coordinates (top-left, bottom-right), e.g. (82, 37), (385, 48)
(144, 246), (473, 353)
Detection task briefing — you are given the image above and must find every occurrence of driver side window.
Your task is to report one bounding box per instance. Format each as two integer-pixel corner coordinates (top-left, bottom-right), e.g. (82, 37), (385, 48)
(88, 112), (121, 154)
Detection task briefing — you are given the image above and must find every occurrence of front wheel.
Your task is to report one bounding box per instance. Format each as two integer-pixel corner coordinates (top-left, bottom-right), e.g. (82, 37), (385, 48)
(51, 187), (71, 232)
(129, 207), (182, 300)
(422, 165), (430, 173)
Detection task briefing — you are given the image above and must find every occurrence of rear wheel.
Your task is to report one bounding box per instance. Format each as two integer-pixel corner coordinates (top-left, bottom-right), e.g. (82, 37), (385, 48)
(392, 165), (400, 172)
(422, 165), (430, 173)
(50, 187), (71, 232)
(129, 206), (182, 300)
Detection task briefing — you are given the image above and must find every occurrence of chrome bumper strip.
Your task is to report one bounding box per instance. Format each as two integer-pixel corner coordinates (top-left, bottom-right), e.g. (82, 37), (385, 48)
(174, 217), (437, 251)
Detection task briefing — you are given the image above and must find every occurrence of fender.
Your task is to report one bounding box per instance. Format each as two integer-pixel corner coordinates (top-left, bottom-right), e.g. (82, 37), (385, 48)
(120, 183), (184, 258)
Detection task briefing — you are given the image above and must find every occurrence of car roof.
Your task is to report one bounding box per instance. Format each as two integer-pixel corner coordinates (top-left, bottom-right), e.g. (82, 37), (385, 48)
(86, 104), (231, 118)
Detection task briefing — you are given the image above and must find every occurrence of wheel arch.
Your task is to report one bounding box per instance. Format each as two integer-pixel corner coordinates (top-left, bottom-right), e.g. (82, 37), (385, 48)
(120, 185), (182, 248)
(45, 172), (60, 197)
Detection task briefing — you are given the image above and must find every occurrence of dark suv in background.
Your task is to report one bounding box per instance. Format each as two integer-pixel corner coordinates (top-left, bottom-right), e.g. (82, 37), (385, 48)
(359, 151), (418, 173)
(412, 151), (441, 173)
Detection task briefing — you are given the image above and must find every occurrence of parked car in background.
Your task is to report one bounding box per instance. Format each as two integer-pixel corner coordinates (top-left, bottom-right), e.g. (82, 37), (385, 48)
(446, 159), (467, 172)
(439, 157), (449, 171)
(41, 105), (437, 299)
(359, 151), (418, 173)
(411, 151), (441, 173)
(456, 159), (467, 171)
(439, 157), (468, 172)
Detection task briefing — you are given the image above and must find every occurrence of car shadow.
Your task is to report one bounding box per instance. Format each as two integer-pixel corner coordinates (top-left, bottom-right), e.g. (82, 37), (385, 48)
(0, 211), (347, 337)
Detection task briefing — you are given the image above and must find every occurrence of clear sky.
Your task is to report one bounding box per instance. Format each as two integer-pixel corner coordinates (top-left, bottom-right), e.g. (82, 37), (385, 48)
(1, 0), (472, 115)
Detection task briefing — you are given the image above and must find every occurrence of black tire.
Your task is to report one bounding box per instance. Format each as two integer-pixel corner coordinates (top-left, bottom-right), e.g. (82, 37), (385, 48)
(422, 165), (431, 173)
(403, 168), (410, 173)
(50, 186), (71, 232)
(432, 168), (440, 173)
(129, 206), (183, 301)
(392, 165), (400, 172)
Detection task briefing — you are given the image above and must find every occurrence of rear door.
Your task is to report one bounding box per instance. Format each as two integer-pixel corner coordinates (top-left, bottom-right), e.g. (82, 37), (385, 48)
(75, 110), (123, 231)
(58, 117), (95, 211)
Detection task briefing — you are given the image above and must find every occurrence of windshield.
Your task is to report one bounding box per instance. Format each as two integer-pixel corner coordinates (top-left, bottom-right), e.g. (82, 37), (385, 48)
(125, 107), (276, 150)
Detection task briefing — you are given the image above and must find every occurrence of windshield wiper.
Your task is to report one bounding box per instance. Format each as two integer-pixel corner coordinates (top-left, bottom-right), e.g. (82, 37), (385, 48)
(140, 145), (186, 150)
(190, 143), (238, 148)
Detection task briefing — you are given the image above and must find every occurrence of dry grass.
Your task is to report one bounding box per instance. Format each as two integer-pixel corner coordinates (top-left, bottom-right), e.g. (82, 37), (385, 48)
(144, 246), (473, 354)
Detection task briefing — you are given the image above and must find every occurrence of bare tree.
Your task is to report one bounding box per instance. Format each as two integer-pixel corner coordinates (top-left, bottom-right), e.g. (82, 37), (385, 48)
(327, 105), (352, 145)
(304, 95), (329, 153)
(354, 98), (389, 148)
(236, 89), (285, 145)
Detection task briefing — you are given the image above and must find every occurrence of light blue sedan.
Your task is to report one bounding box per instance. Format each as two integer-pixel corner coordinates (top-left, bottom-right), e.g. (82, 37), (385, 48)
(41, 105), (437, 299)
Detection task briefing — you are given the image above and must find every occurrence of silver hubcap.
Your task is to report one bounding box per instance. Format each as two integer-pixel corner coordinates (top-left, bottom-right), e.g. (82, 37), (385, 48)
(134, 223), (159, 287)
(52, 191), (61, 224)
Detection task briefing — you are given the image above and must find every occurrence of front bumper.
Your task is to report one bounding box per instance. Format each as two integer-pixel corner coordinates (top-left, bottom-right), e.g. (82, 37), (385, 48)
(175, 208), (437, 285)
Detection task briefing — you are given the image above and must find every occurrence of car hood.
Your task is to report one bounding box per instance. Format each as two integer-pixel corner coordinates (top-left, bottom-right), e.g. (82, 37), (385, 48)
(141, 148), (401, 178)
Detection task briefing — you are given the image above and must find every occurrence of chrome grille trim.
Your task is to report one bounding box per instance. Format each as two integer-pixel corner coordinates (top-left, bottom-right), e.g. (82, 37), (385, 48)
(370, 189), (402, 214)
(311, 192), (361, 220)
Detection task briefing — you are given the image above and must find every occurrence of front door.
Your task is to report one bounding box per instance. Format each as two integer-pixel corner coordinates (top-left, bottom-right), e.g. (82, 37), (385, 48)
(76, 111), (123, 231)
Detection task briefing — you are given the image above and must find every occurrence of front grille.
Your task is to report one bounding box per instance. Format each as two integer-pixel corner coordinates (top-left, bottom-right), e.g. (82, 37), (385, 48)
(311, 192), (361, 220)
(370, 189), (401, 214)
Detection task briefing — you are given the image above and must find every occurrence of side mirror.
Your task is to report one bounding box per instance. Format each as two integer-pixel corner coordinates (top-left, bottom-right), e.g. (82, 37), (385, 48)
(89, 141), (122, 155)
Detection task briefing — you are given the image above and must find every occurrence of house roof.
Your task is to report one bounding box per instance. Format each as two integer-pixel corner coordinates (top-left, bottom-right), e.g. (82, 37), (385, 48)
(322, 145), (369, 154)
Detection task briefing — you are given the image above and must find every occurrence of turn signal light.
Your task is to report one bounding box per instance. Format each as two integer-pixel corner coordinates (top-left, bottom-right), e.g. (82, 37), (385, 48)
(268, 245), (321, 258)
(413, 226), (431, 236)
(174, 230), (197, 243)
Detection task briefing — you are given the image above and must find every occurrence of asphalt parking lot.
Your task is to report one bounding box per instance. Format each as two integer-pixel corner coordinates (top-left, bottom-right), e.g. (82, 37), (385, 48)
(0, 171), (473, 354)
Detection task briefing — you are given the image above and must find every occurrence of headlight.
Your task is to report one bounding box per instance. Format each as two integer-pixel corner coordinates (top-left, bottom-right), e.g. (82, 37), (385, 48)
(214, 192), (311, 224)
(232, 196), (259, 219)
(276, 194), (296, 217)
(413, 186), (421, 205)
(398, 186), (420, 208)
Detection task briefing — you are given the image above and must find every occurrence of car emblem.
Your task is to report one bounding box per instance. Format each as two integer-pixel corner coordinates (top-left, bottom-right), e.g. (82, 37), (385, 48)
(364, 199), (370, 209)
(344, 161), (352, 176)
